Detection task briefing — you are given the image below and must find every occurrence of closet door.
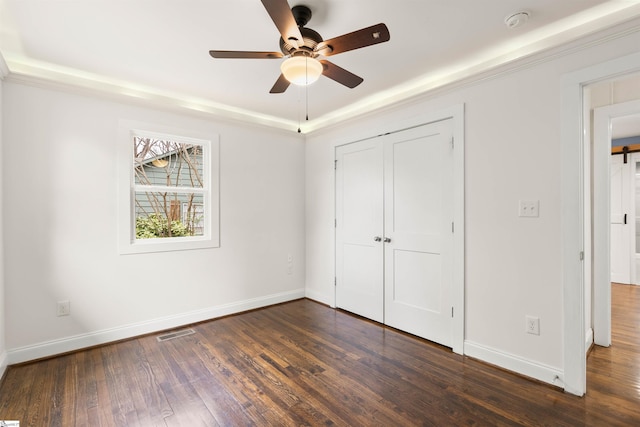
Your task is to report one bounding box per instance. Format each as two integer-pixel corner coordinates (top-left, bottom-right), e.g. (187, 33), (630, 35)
(335, 140), (384, 322)
(383, 120), (454, 347)
(335, 119), (455, 347)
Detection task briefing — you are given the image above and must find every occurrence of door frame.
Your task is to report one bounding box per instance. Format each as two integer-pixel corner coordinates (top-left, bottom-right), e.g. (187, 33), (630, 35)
(561, 51), (640, 396)
(593, 100), (640, 347)
(334, 104), (465, 355)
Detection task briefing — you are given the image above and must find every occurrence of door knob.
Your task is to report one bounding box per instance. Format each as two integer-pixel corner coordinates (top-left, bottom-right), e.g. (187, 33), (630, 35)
(374, 236), (382, 242)
(383, 237), (391, 243)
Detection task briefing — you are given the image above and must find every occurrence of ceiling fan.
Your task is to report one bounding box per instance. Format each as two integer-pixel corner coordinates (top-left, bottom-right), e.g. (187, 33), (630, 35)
(209, 0), (390, 93)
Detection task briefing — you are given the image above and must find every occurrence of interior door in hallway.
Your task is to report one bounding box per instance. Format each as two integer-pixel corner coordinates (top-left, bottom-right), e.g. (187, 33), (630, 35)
(610, 154), (631, 284)
(335, 119), (454, 347)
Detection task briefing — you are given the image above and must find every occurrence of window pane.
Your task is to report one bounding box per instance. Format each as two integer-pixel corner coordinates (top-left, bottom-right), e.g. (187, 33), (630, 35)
(133, 137), (204, 188)
(135, 191), (205, 239)
(119, 123), (218, 253)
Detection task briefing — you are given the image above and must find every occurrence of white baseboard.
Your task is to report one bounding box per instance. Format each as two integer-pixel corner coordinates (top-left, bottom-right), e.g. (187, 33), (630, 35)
(464, 340), (564, 389)
(586, 327), (594, 353)
(0, 350), (8, 380)
(304, 288), (333, 307)
(7, 288), (305, 365)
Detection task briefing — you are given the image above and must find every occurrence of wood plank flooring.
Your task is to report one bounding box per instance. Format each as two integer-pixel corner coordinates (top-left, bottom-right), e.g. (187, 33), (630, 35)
(1, 283), (639, 426)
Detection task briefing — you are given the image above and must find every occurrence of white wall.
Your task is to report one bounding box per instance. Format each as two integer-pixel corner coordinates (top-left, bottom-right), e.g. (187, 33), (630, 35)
(0, 75), (6, 377)
(2, 82), (305, 362)
(305, 23), (640, 381)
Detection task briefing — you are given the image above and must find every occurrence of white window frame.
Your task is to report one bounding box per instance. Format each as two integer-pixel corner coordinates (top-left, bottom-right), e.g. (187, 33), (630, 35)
(118, 120), (220, 254)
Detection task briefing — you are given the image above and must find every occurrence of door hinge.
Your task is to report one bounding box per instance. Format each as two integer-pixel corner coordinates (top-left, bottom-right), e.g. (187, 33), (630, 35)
(334, 277), (337, 286)
(452, 222), (454, 233)
(334, 159), (337, 170)
(451, 307), (454, 318)
(450, 137), (454, 150)
(580, 251), (584, 261)
(335, 219), (337, 228)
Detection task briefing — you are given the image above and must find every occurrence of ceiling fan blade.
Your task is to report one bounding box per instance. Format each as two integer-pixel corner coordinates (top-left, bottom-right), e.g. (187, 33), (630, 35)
(209, 50), (283, 59)
(317, 23), (390, 56)
(260, 0), (304, 49)
(270, 73), (291, 93)
(319, 60), (363, 88)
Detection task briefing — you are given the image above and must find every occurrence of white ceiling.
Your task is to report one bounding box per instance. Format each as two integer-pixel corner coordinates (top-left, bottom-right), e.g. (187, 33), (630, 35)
(2, 0), (640, 133)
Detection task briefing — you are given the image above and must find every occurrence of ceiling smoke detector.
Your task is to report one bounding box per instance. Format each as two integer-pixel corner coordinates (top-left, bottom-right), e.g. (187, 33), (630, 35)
(505, 11), (530, 29)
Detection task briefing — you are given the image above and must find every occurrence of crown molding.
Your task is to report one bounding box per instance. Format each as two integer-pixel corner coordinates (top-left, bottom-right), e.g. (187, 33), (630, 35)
(0, 51), (9, 79)
(302, 9), (640, 134)
(2, 6), (640, 135)
(3, 59), (300, 133)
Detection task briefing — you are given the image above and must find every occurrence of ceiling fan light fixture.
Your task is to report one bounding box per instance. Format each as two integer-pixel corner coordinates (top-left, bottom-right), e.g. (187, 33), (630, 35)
(281, 56), (323, 86)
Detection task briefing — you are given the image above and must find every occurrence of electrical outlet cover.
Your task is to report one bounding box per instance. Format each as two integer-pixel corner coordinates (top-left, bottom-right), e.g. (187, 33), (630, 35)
(57, 300), (70, 317)
(526, 315), (540, 335)
(519, 200), (539, 217)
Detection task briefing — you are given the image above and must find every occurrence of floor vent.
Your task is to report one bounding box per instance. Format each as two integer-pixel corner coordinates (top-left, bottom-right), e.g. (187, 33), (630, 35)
(156, 328), (196, 342)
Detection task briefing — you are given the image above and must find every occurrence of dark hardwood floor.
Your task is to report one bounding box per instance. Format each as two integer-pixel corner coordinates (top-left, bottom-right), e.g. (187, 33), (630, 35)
(1, 284), (639, 426)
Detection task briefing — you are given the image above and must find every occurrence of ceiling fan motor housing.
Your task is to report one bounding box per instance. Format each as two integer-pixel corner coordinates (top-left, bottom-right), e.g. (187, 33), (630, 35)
(279, 6), (322, 56)
(280, 26), (323, 56)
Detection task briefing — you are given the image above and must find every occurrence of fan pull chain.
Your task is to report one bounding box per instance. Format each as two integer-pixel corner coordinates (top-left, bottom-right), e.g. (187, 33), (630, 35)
(296, 57), (311, 133)
(306, 56), (310, 122)
(306, 82), (309, 121)
(297, 85), (301, 133)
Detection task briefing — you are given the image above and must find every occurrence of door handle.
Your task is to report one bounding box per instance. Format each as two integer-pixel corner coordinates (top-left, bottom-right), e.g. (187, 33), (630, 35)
(383, 237), (391, 243)
(374, 236), (382, 242)
(624, 214), (627, 225)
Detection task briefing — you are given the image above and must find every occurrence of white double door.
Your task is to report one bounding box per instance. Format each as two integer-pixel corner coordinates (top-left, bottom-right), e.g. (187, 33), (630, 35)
(335, 120), (454, 347)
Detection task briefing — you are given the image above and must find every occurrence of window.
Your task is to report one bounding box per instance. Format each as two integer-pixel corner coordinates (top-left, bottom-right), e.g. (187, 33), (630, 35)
(118, 122), (219, 254)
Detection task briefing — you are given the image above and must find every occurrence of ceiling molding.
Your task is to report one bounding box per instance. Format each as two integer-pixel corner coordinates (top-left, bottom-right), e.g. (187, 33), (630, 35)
(2, 6), (640, 135)
(301, 8), (640, 134)
(3, 58), (300, 133)
(0, 51), (9, 79)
